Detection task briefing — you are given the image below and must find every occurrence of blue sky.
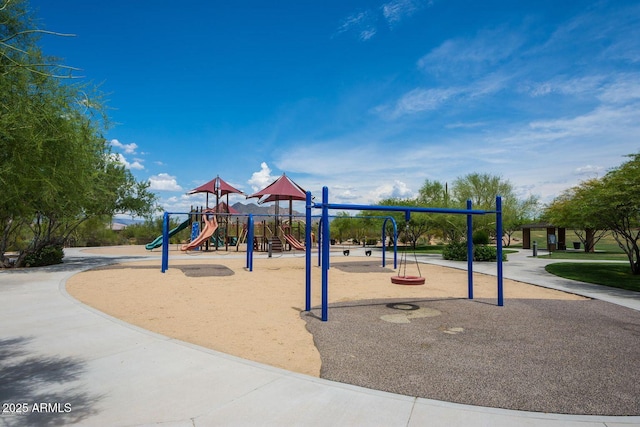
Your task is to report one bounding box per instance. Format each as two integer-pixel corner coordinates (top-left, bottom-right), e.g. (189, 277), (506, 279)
(30, 0), (640, 214)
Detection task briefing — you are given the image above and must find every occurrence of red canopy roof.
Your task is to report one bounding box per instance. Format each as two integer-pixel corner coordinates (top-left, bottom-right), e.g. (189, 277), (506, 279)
(188, 176), (243, 196)
(247, 173), (306, 204)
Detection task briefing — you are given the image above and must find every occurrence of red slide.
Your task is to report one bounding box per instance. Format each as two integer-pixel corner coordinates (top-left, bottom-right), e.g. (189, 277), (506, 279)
(284, 234), (305, 251)
(181, 214), (218, 251)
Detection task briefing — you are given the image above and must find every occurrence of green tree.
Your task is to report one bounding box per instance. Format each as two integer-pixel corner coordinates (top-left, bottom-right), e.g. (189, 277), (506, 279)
(451, 173), (536, 245)
(583, 155), (640, 274)
(1, 1), (157, 267)
(417, 179), (448, 206)
(543, 181), (608, 252)
(367, 198), (432, 249)
(502, 194), (539, 247)
(330, 212), (352, 243)
(544, 153), (640, 273)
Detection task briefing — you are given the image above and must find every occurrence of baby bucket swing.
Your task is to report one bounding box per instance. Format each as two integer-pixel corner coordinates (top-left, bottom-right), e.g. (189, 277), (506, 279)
(391, 223), (425, 285)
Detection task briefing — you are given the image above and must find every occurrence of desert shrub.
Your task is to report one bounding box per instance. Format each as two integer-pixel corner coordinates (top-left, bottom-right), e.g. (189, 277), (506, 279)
(442, 241), (507, 262)
(472, 230), (490, 245)
(23, 244), (64, 267)
(474, 245), (507, 262)
(442, 241), (468, 260)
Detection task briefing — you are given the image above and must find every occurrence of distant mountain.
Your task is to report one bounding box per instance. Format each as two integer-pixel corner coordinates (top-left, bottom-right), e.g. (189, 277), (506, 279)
(111, 217), (145, 226)
(231, 202), (301, 216)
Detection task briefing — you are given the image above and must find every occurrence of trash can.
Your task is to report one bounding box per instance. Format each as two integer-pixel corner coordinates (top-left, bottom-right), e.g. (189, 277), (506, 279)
(573, 242), (581, 250)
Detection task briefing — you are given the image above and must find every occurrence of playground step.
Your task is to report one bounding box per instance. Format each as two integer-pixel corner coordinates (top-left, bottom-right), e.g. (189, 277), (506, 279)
(269, 236), (283, 252)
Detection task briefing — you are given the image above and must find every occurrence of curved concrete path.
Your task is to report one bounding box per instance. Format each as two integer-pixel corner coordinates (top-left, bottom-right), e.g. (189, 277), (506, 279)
(1, 248), (639, 426)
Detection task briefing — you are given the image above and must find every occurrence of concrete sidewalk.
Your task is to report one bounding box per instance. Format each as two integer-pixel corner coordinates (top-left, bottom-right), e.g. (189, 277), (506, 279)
(1, 249), (639, 426)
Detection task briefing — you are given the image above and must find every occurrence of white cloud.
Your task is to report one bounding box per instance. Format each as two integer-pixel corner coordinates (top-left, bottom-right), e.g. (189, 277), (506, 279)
(369, 180), (414, 202)
(110, 139), (138, 154)
(113, 153), (144, 170)
(382, 0), (427, 26)
(417, 28), (523, 77)
(390, 87), (462, 117)
(247, 162), (274, 192)
(148, 173), (183, 192)
(336, 10), (378, 41)
(575, 165), (604, 177)
(598, 75), (640, 104)
(336, 0), (430, 41)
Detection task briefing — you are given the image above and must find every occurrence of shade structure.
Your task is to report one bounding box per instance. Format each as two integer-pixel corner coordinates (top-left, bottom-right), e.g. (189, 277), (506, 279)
(247, 173), (306, 203)
(247, 173), (306, 229)
(187, 175), (244, 210)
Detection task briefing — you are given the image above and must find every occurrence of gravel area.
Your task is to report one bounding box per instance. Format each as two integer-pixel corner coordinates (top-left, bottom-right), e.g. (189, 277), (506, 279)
(304, 297), (640, 415)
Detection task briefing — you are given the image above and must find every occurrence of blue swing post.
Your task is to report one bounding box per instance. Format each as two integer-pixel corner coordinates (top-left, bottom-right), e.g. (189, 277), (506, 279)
(305, 191), (312, 312)
(161, 211), (170, 273)
(467, 200), (473, 300)
(496, 196), (504, 306)
(246, 214), (254, 271)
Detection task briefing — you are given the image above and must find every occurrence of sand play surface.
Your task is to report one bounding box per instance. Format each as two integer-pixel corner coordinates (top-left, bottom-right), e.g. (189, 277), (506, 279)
(67, 246), (583, 378)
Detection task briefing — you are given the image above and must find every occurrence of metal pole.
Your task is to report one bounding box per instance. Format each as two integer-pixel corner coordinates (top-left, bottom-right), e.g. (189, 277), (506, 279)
(246, 214), (254, 271)
(321, 186), (330, 321)
(496, 196), (504, 306)
(467, 200), (473, 300)
(392, 219), (397, 269)
(161, 212), (169, 273)
(317, 218), (322, 267)
(305, 192), (312, 312)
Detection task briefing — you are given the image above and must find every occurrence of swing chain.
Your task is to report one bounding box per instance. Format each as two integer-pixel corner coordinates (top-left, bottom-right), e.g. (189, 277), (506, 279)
(399, 223), (422, 278)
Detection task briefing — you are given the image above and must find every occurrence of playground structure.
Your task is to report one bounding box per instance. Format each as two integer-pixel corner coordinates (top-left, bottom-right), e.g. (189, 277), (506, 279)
(157, 182), (504, 322)
(159, 208), (398, 273)
(304, 188), (504, 321)
(181, 210), (219, 251)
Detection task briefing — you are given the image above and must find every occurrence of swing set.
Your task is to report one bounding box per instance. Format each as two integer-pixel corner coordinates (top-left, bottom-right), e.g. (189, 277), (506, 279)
(391, 222), (426, 285)
(305, 187), (504, 321)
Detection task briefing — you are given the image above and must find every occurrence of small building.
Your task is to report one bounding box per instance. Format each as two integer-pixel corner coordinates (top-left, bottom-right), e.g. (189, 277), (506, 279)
(520, 223), (566, 251)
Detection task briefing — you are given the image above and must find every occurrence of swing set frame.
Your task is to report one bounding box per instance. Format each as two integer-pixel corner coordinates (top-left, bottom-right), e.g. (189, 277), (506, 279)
(305, 187), (504, 321)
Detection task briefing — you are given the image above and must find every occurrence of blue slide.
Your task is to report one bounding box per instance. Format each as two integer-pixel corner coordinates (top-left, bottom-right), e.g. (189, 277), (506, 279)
(145, 219), (191, 250)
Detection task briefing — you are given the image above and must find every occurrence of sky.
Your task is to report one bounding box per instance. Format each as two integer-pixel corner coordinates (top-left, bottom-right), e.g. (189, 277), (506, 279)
(29, 0), (640, 215)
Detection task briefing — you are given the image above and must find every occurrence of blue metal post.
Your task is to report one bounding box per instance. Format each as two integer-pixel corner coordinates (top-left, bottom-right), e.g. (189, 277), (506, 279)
(161, 212), (170, 273)
(467, 200), (473, 300)
(246, 214), (254, 271)
(496, 196), (504, 306)
(317, 218), (322, 267)
(392, 219), (397, 269)
(382, 223), (386, 268)
(321, 187), (330, 321)
(381, 217), (398, 269)
(305, 191), (312, 312)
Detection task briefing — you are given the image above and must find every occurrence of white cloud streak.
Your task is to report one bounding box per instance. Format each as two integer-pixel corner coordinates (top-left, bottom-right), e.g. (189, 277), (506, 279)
(148, 173), (183, 192)
(336, 0), (432, 41)
(110, 139), (138, 154)
(113, 153), (144, 170)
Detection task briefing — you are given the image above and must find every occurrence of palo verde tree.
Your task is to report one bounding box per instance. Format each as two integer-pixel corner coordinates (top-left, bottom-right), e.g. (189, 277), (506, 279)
(568, 154), (640, 274)
(545, 154), (640, 273)
(366, 198), (432, 249)
(1, 0), (157, 267)
(543, 181), (609, 252)
(451, 173), (538, 246)
(416, 179), (465, 242)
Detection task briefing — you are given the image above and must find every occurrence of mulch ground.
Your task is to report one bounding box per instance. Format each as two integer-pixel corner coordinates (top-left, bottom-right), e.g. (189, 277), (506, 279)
(304, 297), (640, 415)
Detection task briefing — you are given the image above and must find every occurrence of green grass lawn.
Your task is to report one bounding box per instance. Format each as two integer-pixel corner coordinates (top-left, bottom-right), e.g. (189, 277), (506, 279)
(536, 251), (628, 261)
(545, 262), (640, 292)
